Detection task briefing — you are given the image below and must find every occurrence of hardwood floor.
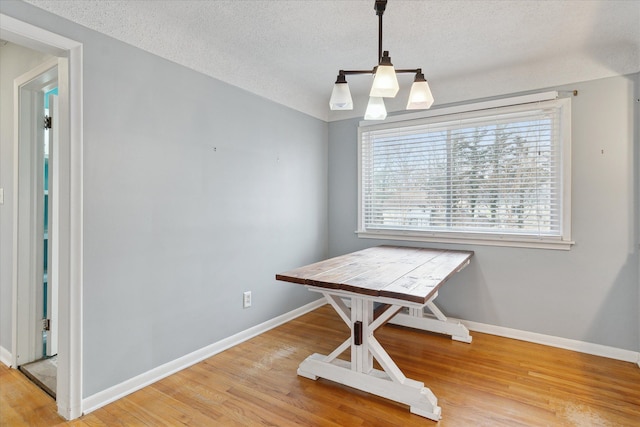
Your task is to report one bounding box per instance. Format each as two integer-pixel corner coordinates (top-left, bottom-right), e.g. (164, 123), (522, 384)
(2, 305), (639, 426)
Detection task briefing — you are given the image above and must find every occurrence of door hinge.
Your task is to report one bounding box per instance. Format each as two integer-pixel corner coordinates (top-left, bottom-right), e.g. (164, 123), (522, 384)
(44, 115), (52, 130)
(42, 318), (51, 331)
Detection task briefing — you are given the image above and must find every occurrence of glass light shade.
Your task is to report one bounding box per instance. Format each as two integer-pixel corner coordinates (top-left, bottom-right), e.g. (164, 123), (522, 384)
(364, 97), (387, 120)
(329, 82), (353, 110)
(369, 64), (399, 98)
(406, 80), (434, 110)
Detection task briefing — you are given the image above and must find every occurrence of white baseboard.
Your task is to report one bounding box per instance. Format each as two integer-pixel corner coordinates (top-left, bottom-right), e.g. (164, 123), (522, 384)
(81, 298), (639, 415)
(0, 345), (12, 367)
(81, 298), (325, 415)
(458, 318), (640, 364)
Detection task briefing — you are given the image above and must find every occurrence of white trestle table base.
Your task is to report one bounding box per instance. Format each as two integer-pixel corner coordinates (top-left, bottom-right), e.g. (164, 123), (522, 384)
(276, 245), (474, 422)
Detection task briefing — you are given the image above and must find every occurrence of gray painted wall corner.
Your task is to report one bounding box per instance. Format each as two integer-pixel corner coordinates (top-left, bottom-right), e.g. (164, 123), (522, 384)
(328, 74), (640, 353)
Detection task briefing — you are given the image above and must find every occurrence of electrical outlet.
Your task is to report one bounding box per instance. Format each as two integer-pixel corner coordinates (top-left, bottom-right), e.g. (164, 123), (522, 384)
(243, 291), (252, 308)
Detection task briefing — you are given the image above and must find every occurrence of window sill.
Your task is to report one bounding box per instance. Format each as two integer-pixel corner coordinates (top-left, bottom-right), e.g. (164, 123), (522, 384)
(356, 230), (574, 250)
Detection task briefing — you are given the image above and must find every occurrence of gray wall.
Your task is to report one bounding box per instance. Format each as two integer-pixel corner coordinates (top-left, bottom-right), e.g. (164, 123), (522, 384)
(329, 74), (639, 352)
(1, 1), (328, 397)
(0, 41), (53, 356)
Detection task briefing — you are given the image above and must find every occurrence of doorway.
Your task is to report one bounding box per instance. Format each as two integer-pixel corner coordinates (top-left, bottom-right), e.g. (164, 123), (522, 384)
(13, 59), (59, 398)
(2, 12), (84, 420)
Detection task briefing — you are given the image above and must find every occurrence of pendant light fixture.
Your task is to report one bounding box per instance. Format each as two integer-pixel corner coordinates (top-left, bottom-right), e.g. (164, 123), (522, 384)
(329, 0), (434, 119)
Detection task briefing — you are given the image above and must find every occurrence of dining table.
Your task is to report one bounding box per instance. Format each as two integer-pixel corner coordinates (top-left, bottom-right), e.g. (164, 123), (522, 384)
(276, 245), (474, 421)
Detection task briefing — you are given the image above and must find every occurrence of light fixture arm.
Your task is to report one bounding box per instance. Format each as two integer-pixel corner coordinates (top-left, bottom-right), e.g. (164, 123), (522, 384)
(338, 67), (423, 77)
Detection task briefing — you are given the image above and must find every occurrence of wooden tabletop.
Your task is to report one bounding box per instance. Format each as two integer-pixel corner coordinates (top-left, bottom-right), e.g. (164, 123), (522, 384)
(276, 246), (474, 304)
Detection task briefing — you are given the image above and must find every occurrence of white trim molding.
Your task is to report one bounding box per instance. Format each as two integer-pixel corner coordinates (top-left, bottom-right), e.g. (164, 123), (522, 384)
(82, 298), (325, 415)
(356, 230), (575, 251)
(459, 318), (640, 365)
(0, 346), (11, 367)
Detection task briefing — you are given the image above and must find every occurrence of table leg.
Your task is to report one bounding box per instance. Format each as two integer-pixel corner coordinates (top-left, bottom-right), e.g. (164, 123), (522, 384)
(389, 291), (473, 343)
(297, 292), (442, 421)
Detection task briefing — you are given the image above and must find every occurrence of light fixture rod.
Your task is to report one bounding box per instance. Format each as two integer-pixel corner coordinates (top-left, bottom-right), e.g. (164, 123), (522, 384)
(375, 0), (387, 63)
(378, 6), (383, 62)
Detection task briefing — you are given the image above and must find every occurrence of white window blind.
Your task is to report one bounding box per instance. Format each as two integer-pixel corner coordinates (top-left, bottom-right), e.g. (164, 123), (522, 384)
(358, 97), (573, 249)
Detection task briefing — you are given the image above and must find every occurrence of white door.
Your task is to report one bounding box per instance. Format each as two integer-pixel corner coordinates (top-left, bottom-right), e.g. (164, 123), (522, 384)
(13, 58), (58, 366)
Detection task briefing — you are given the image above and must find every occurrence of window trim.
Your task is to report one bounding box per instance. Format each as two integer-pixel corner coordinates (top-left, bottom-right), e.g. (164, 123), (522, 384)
(357, 92), (574, 250)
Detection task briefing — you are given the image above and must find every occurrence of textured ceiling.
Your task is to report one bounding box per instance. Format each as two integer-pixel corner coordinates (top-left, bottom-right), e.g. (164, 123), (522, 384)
(22, 0), (640, 121)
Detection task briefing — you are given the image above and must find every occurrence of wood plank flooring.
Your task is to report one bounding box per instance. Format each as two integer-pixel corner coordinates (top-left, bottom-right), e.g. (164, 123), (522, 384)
(2, 305), (639, 426)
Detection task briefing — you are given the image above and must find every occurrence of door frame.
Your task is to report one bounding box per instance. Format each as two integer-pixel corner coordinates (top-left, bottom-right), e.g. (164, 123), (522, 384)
(1, 14), (84, 420)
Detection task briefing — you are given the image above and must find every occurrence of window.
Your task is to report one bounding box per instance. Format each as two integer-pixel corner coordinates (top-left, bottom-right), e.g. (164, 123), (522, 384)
(358, 93), (573, 249)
